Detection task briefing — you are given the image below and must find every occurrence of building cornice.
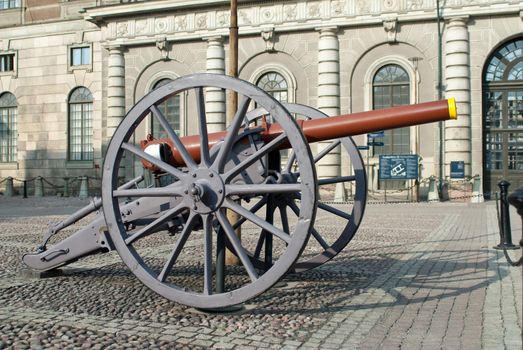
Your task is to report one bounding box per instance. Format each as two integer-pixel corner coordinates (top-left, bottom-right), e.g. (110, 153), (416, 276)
(83, 0), (522, 45)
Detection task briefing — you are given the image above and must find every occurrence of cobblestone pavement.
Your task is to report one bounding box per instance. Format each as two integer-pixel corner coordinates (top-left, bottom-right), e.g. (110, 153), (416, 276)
(0, 196), (521, 349)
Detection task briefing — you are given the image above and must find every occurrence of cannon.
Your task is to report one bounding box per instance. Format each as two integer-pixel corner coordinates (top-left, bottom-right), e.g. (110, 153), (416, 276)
(23, 73), (456, 309)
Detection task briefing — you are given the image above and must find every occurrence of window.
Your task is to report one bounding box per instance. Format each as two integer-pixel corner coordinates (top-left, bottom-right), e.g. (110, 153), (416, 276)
(372, 64), (410, 156)
(0, 0), (18, 10)
(151, 79), (181, 138)
(0, 92), (17, 163)
(483, 37), (523, 195)
(71, 46), (91, 66)
(257, 72), (289, 103)
(0, 54), (14, 72)
(68, 87), (93, 161)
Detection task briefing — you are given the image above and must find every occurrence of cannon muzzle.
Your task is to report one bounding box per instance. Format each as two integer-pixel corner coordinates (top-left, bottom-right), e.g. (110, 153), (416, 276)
(142, 98), (456, 169)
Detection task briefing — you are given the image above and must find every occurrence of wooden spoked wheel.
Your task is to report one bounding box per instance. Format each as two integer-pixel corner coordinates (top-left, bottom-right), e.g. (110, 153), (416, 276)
(102, 74), (317, 309)
(243, 103), (367, 272)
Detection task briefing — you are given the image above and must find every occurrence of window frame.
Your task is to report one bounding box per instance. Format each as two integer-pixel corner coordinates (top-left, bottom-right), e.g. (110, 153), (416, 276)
(372, 63), (411, 156)
(150, 78), (183, 138)
(67, 43), (93, 72)
(0, 92), (17, 165)
(0, 0), (19, 10)
(0, 51), (17, 77)
(67, 87), (94, 163)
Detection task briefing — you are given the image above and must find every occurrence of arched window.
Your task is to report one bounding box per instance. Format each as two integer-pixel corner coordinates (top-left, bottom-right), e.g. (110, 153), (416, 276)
(0, 92), (17, 162)
(68, 87), (93, 161)
(257, 72), (289, 102)
(151, 79), (181, 138)
(483, 37), (523, 194)
(372, 64), (410, 156)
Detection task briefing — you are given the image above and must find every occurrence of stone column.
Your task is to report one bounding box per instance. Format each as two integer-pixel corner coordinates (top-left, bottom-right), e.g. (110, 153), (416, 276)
(317, 27), (343, 198)
(107, 46), (126, 139)
(445, 17), (471, 177)
(205, 36), (226, 132)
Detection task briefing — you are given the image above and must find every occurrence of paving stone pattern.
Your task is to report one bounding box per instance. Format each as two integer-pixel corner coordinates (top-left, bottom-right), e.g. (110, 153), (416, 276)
(0, 197), (521, 349)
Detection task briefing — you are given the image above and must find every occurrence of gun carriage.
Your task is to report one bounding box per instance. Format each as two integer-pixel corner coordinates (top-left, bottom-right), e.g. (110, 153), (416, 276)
(23, 73), (456, 309)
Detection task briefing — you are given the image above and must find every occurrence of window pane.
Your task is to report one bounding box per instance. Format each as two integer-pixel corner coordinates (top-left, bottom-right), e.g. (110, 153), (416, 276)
(82, 47), (91, 65)
(72, 48), (81, 66)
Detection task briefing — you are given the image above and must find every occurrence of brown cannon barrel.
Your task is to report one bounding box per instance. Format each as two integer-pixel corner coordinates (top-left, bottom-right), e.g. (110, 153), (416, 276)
(141, 98), (456, 169)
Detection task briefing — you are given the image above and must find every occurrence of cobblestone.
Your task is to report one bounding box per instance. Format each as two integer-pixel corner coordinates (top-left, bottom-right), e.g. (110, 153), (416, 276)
(0, 197), (520, 349)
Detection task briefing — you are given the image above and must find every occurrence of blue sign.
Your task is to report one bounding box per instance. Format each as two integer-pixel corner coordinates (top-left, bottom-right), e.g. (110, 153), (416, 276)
(368, 141), (384, 147)
(379, 155), (419, 180)
(368, 131), (385, 138)
(450, 161), (465, 179)
(357, 145), (370, 150)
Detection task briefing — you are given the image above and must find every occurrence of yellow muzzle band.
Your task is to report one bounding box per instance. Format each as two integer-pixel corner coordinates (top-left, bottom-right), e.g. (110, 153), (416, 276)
(447, 97), (457, 120)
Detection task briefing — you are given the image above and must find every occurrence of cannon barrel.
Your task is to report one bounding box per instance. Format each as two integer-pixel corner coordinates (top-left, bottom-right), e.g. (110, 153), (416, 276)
(142, 98), (456, 168)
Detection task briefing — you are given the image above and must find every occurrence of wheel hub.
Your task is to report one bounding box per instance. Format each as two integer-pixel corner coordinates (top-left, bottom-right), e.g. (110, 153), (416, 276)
(182, 168), (225, 214)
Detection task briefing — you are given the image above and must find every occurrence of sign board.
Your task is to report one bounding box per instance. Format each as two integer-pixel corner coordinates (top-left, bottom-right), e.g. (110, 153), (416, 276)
(357, 145), (370, 150)
(379, 154), (419, 180)
(368, 141), (384, 147)
(368, 131), (385, 138)
(450, 161), (465, 179)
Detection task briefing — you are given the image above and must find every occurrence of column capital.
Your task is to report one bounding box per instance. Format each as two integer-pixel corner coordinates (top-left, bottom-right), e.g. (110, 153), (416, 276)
(104, 44), (126, 53)
(316, 26), (339, 35)
(446, 16), (470, 26)
(203, 35), (224, 44)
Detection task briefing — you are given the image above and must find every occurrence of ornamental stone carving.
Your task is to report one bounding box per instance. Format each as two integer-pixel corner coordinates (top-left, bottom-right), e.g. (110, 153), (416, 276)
(175, 16), (187, 31)
(383, 0), (398, 11)
(261, 27), (276, 52)
(331, 0), (343, 15)
(239, 10), (252, 25)
(261, 7), (274, 22)
(155, 18), (168, 33)
(407, 0), (424, 10)
(216, 11), (229, 27)
(135, 20), (148, 35)
(156, 37), (169, 60)
(308, 2), (321, 18)
(283, 4), (297, 20)
(356, 0), (369, 13)
(196, 13), (208, 29)
(383, 17), (398, 43)
(117, 22), (128, 37)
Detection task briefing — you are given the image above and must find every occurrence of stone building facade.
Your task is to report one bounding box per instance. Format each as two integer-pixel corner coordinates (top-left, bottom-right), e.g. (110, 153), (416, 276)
(0, 0), (522, 197)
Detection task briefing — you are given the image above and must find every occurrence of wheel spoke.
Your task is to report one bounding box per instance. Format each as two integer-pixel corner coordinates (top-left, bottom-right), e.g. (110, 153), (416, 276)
(287, 199), (329, 248)
(284, 151), (297, 174)
(113, 185), (184, 198)
(223, 133), (288, 182)
(203, 214), (213, 295)
(314, 140), (341, 163)
(318, 202), (352, 221)
(213, 96), (251, 172)
(122, 142), (186, 179)
(195, 87), (211, 167)
(279, 205), (291, 235)
(311, 227), (330, 250)
(216, 210), (258, 282)
(125, 202), (187, 245)
(158, 213), (198, 282)
(150, 105), (197, 169)
(232, 196), (267, 230)
(226, 183), (301, 196)
(318, 175), (356, 186)
(253, 233), (265, 259)
(225, 199), (292, 244)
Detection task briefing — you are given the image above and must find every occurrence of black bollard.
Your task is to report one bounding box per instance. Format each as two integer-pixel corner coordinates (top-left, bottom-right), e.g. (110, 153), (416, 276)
(494, 180), (517, 250)
(507, 187), (523, 251)
(23, 180), (28, 198)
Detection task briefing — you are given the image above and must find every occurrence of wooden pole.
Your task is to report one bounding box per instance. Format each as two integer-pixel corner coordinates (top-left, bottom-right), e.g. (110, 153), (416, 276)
(225, 0), (241, 265)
